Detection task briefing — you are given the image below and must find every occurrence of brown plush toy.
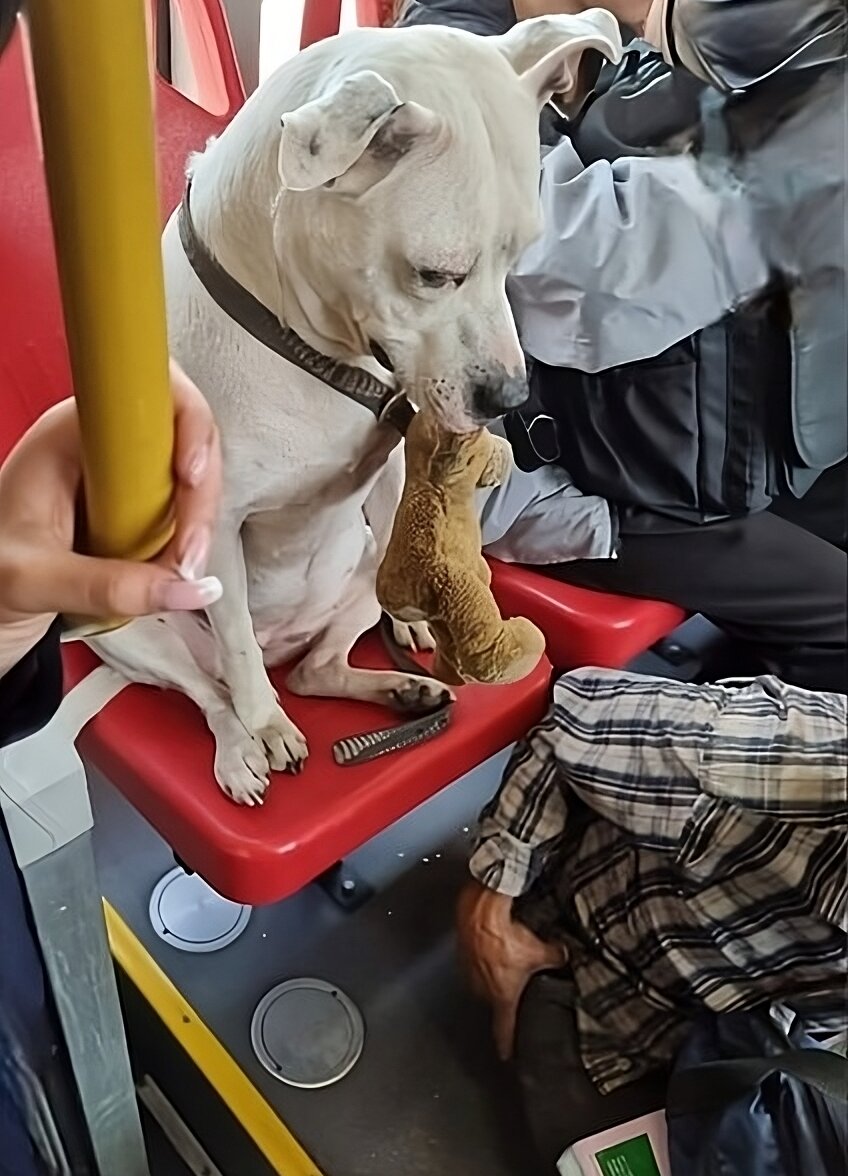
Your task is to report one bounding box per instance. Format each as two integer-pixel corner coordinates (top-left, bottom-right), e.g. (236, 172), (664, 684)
(377, 409), (546, 686)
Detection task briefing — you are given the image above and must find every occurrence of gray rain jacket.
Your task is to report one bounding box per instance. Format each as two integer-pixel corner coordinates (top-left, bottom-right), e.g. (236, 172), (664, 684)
(400, 0), (847, 553)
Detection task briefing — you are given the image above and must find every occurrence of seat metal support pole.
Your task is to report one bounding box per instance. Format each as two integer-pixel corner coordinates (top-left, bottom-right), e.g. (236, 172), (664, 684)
(0, 669), (145, 1176)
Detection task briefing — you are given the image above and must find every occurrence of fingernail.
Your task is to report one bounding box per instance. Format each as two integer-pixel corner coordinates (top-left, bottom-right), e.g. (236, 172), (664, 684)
(177, 525), (211, 581)
(153, 575), (222, 611)
(186, 443), (210, 487)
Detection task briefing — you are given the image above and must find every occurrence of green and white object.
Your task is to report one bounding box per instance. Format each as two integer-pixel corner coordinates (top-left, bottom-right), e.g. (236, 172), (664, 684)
(558, 1111), (670, 1176)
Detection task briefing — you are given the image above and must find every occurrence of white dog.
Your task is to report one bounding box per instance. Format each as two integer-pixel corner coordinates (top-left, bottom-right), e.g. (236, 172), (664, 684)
(91, 13), (623, 805)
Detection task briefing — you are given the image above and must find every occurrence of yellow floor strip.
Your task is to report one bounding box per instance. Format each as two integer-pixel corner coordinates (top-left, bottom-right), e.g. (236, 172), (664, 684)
(103, 900), (324, 1176)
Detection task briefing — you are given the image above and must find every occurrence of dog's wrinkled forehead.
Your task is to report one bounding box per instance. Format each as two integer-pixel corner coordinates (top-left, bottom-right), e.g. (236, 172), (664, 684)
(277, 12), (623, 206)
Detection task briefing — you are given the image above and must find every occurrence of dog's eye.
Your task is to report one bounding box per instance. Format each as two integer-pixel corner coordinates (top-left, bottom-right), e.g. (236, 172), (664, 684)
(416, 268), (468, 290)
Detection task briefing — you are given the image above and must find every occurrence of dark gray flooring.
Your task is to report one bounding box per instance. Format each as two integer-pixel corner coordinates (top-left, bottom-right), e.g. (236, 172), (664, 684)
(91, 751), (540, 1176)
(141, 1109), (195, 1176)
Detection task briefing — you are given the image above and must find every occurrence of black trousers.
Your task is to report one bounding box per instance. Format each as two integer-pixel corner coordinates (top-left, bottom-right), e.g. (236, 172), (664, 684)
(514, 973), (668, 1173)
(548, 476), (847, 694)
(0, 818), (56, 1176)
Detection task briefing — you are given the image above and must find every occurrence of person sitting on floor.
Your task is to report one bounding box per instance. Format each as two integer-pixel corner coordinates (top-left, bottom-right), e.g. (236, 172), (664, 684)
(457, 666), (847, 1166)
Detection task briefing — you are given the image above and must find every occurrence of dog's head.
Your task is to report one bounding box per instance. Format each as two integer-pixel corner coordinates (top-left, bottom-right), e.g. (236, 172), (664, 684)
(275, 13), (622, 431)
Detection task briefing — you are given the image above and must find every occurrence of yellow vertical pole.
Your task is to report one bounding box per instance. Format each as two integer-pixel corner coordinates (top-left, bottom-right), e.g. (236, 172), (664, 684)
(25, 0), (174, 565)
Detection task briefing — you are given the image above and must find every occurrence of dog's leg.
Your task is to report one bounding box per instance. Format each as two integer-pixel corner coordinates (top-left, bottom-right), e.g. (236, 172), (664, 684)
(363, 448), (436, 654)
(204, 518), (308, 774)
(90, 617), (272, 806)
(287, 560), (452, 712)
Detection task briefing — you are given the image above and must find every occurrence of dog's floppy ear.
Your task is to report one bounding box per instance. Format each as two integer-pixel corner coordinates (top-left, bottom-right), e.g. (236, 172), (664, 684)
(496, 10), (623, 112)
(278, 69), (441, 192)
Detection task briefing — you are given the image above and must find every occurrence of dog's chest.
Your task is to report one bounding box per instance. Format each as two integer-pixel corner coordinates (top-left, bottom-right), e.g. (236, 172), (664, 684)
(242, 501), (372, 624)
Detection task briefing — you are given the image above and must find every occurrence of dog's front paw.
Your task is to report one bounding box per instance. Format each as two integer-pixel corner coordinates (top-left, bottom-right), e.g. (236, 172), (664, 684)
(390, 618), (437, 653)
(249, 706), (309, 775)
(214, 731), (271, 807)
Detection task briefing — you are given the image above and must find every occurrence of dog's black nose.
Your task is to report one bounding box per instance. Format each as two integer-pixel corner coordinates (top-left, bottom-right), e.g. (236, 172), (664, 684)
(471, 374), (528, 420)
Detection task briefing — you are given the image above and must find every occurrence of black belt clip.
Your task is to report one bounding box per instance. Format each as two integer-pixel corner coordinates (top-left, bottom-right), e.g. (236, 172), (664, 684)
(504, 411), (562, 474)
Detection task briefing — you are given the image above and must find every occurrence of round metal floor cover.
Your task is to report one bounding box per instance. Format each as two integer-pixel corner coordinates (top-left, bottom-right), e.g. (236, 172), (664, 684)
(149, 866), (251, 953)
(251, 979), (365, 1088)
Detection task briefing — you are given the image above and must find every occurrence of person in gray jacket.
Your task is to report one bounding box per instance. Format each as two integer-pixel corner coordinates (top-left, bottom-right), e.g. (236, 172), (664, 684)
(401, 0), (847, 693)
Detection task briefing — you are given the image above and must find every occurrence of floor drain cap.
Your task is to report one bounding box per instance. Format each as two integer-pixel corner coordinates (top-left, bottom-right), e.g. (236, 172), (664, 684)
(251, 978), (365, 1088)
(149, 867), (251, 953)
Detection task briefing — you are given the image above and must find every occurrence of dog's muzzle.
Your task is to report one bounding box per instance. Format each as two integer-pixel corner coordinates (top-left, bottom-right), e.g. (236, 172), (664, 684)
(471, 372), (529, 421)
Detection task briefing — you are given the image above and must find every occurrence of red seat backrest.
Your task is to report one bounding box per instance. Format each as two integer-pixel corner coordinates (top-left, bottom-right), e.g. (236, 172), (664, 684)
(155, 0), (244, 209)
(0, 1), (244, 464)
(355, 1), (396, 29)
(301, 0), (343, 49)
(300, 0), (390, 51)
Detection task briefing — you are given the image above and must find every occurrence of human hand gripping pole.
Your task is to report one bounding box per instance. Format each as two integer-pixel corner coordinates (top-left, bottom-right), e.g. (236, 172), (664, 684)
(11, 0), (222, 647)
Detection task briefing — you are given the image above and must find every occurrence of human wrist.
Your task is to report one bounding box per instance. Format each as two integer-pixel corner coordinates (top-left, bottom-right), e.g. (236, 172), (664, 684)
(460, 878), (514, 921)
(0, 614), (55, 680)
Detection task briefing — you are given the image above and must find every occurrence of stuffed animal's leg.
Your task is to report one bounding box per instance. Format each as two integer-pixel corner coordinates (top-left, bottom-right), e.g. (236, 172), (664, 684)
(287, 560), (452, 713)
(363, 446), (436, 653)
(90, 616), (272, 806)
(478, 433), (513, 487)
(430, 563), (545, 685)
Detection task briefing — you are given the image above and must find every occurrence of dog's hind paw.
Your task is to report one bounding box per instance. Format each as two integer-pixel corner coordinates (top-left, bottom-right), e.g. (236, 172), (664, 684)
(389, 675), (453, 714)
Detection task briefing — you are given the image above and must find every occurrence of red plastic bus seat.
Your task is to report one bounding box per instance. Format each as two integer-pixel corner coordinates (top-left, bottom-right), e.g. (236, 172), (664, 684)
(489, 561), (686, 670)
(356, 0), (397, 27)
(63, 639), (550, 905)
(301, 0), (343, 50)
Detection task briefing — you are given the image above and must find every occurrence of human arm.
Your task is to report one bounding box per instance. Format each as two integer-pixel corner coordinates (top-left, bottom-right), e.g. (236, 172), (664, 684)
(458, 720), (568, 1059)
(478, 418), (617, 564)
(0, 361), (223, 692)
(469, 723), (569, 895)
(510, 138), (771, 372)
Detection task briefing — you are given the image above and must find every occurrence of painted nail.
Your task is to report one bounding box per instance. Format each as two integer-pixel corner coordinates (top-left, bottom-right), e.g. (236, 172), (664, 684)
(177, 525), (211, 582)
(186, 443), (210, 487)
(152, 575), (222, 612)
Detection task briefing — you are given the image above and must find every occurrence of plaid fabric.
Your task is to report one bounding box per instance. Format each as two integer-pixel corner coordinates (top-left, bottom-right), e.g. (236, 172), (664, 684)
(470, 669), (848, 1093)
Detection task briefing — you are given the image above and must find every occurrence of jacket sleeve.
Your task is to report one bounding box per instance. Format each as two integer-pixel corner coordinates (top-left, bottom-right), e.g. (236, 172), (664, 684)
(0, 622), (63, 748)
(509, 138), (772, 372)
(394, 0), (515, 36)
(477, 416), (616, 565)
(469, 717), (568, 897)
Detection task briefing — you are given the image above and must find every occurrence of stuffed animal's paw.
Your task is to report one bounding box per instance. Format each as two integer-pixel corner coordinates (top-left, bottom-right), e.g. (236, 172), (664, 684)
(478, 434), (513, 487)
(390, 617), (437, 653)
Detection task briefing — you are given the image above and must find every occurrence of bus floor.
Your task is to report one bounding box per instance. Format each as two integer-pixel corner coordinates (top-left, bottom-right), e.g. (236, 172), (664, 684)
(91, 750), (540, 1176)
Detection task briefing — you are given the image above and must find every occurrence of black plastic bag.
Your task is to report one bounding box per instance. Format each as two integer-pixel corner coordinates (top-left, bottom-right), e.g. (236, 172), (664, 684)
(666, 1012), (848, 1176)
